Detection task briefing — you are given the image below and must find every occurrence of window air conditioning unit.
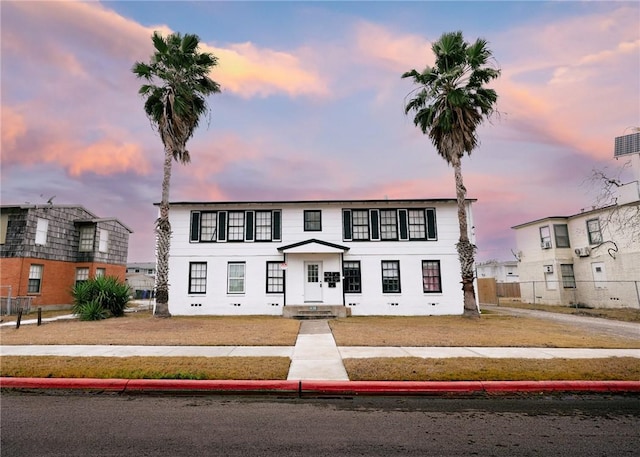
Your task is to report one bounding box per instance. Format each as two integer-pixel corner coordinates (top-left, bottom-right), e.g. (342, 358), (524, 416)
(544, 265), (553, 274)
(574, 247), (591, 257)
(541, 240), (552, 249)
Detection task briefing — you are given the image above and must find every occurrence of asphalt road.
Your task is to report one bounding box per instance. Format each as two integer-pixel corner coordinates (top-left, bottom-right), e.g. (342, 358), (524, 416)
(2, 392), (638, 456)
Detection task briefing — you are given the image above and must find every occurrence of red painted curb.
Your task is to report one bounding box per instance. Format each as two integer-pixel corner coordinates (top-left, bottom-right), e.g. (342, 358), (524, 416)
(125, 379), (299, 393)
(2, 378), (639, 395)
(0, 377), (128, 391)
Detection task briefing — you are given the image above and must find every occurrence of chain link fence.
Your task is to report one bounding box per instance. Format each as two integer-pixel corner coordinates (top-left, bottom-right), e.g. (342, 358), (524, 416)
(518, 280), (640, 309)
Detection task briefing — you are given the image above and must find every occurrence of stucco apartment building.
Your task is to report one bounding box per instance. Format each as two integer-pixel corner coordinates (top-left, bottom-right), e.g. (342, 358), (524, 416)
(512, 132), (640, 308)
(0, 204), (132, 310)
(163, 198), (476, 317)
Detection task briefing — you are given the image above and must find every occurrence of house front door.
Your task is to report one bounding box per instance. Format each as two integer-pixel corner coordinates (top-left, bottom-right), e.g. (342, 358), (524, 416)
(304, 261), (323, 302)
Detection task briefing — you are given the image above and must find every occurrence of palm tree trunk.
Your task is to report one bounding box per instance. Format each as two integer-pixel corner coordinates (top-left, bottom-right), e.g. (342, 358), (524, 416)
(452, 156), (480, 318)
(154, 146), (173, 318)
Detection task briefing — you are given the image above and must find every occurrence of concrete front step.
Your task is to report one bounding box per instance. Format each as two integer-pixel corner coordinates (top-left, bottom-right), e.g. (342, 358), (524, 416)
(283, 305), (351, 319)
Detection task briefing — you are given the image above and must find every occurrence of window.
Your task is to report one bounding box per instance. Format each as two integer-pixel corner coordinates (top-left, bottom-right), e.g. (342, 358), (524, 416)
(560, 264), (576, 289)
(227, 212), (245, 241)
(35, 218), (48, 245)
(343, 261), (361, 293)
(540, 226), (551, 248)
(352, 210), (370, 240)
(266, 262), (284, 293)
(200, 212), (217, 241)
(587, 219), (602, 244)
(408, 210), (426, 240)
(381, 261), (400, 293)
(255, 211), (272, 241)
(75, 267), (89, 285)
(189, 262), (207, 294)
(553, 224), (570, 248)
(28, 264), (43, 293)
(304, 210), (322, 231)
(79, 226), (94, 251)
(227, 262), (245, 294)
(98, 229), (109, 252)
(0, 212), (8, 244)
(380, 210), (398, 240)
(95, 268), (106, 278)
(422, 260), (442, 293)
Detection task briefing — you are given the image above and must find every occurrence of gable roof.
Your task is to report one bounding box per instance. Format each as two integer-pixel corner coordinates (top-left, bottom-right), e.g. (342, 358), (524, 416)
(278, 238), (350, 254)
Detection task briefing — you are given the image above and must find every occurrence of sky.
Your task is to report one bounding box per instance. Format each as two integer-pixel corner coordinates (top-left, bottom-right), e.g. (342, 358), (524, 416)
(2, 0), (639, 263)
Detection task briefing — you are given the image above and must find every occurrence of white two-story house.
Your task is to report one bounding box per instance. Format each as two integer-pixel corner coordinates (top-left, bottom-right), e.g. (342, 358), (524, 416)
(512, 132), (640, 308)
(163, 198), (476, 317)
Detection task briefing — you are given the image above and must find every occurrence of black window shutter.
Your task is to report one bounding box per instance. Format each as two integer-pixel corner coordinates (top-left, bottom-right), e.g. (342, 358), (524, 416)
(272, 210), (281, 241)
(343, 210), (352, 240)
(218, 212), (227, 241)
(426, 208), (437, 240)
(190, 212), (200, 242)
(245, 211), (254, 241)
(399, 210), (408, 240)
(370, 209), (379, 240)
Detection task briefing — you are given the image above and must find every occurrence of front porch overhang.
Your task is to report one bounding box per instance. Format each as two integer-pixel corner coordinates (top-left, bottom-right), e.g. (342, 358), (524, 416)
(277, 238), (350, 254)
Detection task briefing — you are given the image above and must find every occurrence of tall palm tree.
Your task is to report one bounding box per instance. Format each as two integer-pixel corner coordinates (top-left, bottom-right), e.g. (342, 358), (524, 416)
(132, 32), (221, 317)
(402, 31), (500, 317)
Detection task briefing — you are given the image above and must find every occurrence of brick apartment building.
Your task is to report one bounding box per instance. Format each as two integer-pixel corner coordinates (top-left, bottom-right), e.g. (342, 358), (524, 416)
(0, 204), (132, 310)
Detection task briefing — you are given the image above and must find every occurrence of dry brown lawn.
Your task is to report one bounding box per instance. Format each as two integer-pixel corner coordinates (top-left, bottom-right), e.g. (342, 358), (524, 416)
(344, 357), (640, 381)
(0, 356), (290, 380)
(0, 312), (300, 346)
(329, 315), (640, 348)
(496, 301), (640, 322)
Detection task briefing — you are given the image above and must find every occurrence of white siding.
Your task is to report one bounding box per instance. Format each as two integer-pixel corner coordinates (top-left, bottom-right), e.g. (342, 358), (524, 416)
(167, 200), (472, 316)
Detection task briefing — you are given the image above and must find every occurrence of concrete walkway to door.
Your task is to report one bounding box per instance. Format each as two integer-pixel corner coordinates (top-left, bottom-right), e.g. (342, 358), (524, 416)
(287, 320), (349, 381)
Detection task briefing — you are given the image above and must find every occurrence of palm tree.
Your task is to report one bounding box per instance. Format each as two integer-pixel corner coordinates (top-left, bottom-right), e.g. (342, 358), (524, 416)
(132, 32), (221, 317)
(402, 31), (500, 317)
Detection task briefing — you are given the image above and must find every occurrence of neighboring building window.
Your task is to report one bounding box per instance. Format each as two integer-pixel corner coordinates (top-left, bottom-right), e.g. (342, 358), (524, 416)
(189, 262), (207, 294)
(553, 224), (570, 248)
(422, 260), (442, 293)
(352, 210), (370, 240)
(227, 262), (245, 294)
(79, 226), (95, 251)
(255, 211), (272, 241)
(95, 268), (106, 278)
(587, 219), (602, 245)
(200, 212), (217, 241)
(266, 262), (284, 293)
(540, 226), (551, 248)
(304, 210), (322, 231)
(227, 212), (245, 241)
(98, 229), (109, 252)
(35, 218), (48, 245)
(381, 260), (400, 293)
(343, 261), (361, 293)
(560, 264), (576, 288)
(75, 267), (89, 285)
(408, 210), (426, 240)
(0, 212), (8, 244)
(28, 264), (43, 293)
(380, 210), (398, 240)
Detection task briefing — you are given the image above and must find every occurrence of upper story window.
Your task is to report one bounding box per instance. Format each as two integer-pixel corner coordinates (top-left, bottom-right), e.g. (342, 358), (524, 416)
(540, 226), (551, 249)
(98, 229), (109, 252)
(343, 208), (437, 242)
(190, 210), (281, 243)
(0, 212), (8, 244)
(352, 210), (370, 240)
(35, 218), (49, 245)
(304, 210), (322, 231)
(380, 210), (398, 240)
(553, 224), (570, 248)
(79, 226), (95, 252)
(587, 218), (602, 245)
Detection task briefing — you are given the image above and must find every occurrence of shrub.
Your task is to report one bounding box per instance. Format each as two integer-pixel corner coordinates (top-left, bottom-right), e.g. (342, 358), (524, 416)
(76, 299), (109, 321)
(72, 276), (131, 319)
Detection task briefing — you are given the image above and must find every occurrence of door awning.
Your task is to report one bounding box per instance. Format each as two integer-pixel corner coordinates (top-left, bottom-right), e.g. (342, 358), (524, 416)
(278, 238), (350, 254)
